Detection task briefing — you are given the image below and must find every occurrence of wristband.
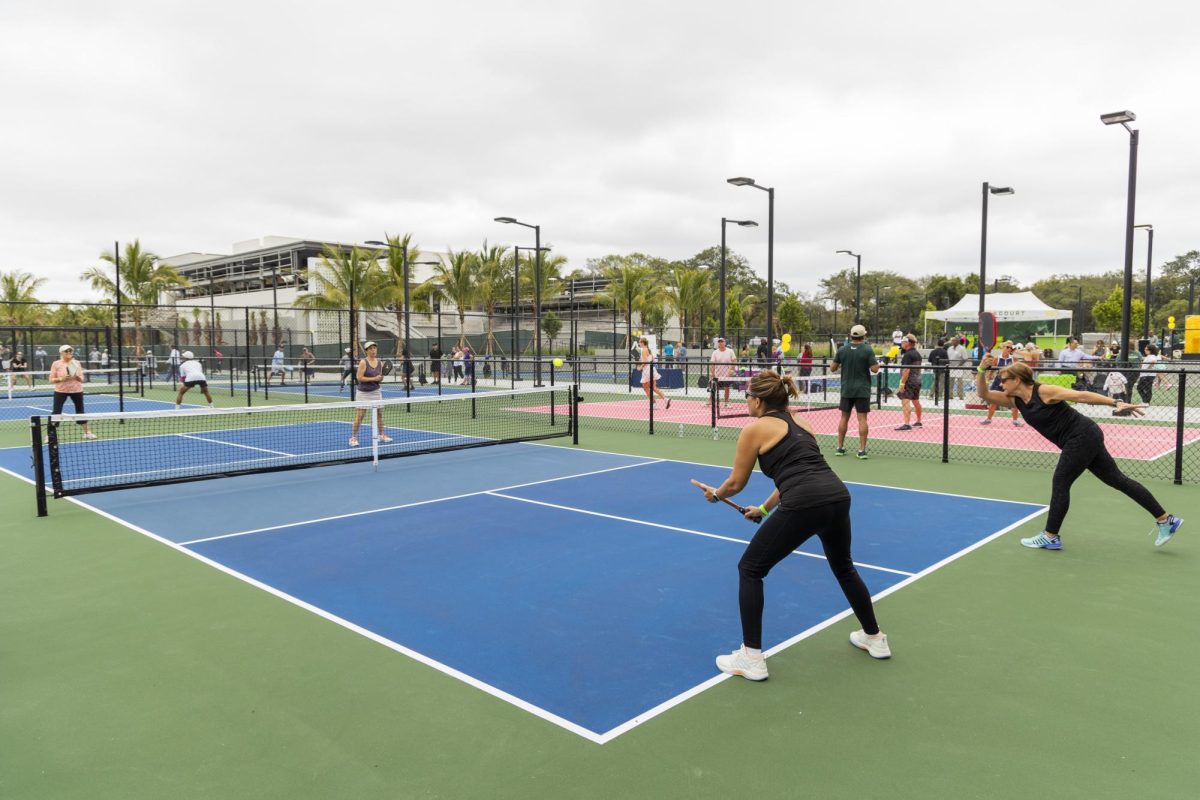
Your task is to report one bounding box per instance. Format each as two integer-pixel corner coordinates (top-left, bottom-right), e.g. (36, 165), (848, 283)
(759, 504), (770, 517)
(977, 366), (986, 374)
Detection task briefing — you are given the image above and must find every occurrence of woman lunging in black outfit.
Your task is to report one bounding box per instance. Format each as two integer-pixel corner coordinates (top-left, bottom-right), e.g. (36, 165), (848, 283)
(694, 370), (890, 681)
(976, 357), (1182, 550)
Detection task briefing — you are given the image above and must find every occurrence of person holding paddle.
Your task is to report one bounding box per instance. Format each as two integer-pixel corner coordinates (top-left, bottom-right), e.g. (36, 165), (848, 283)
(348, 341), (393, 448)
(48, 344), (97, 439)
(975, 355), (1181, 550)
(691, 369), (890, 682)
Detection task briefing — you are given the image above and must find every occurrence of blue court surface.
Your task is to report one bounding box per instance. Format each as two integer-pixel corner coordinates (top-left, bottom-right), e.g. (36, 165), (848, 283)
(0, 395), (181, 421)
(3, 443), (1045, 743)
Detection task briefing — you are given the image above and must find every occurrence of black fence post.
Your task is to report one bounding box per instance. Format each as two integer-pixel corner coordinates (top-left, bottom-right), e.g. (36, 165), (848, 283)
(1175, 370), (1186, 485)
(942, 364), (951, 463)
(32, 417), (47, 517)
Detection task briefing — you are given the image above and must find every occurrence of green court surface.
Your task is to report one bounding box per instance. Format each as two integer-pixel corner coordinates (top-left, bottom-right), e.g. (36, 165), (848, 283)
(2, 427), (1197, 799)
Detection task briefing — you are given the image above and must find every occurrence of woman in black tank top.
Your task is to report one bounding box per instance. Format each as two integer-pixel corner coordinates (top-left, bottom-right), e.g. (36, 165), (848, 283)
(694, 370), (890, 681)
(976, 357), (1180, 551)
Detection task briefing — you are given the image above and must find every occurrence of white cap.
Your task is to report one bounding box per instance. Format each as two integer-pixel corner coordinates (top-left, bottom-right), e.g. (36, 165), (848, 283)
(59, 344), (73, 352)
(849, 324), (867, 339)
(363, 341), (377, 349)
(345, 348), (351, 353)
(181, 351), (194, 359)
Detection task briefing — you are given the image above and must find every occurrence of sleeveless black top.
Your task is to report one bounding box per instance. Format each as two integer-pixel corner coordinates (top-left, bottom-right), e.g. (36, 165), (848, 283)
(757, 410), (851, 511)
(1013, 383), (1095, 448)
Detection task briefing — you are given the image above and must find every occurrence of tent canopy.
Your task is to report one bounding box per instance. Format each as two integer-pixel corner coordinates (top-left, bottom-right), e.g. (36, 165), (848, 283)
(926, 292), (1072, 323)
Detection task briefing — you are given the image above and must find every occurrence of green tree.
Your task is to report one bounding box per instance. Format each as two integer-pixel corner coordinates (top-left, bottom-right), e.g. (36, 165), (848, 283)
(426, 248), (478, 345)
(665, 267), (715, 345)
(81, 240), (190, 355)
(294, 244), (390, 350)
(594, 260), (656, 349)
(776, 295), (810, 344)
(377, 232), (422, 355)
(1092, 287), (1145, 335)
(0, 269), (47, 326)
(725, 296), (745, 346)
(541, 309), (562, 351)
(474, 241), (511, 356)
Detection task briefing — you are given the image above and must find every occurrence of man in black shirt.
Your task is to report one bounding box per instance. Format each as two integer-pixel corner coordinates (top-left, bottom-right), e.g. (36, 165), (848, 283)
(894, 335), (923, 431)
(429, 343), (443, 385)
(927, 338), (949, 405)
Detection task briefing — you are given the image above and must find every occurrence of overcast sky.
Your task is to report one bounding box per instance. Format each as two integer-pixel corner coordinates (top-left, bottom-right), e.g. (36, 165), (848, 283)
(2, 0), (1197, 304)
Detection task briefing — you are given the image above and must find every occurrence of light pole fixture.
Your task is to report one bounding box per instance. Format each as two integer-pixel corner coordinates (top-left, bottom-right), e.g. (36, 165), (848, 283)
(720, 218), (758, 340)
(835, 250), (862, 323)
(727, 176), (775, 343)
(1134, 224), (1153, 338)
(979, 183), (1015, 318)
(511, 244), (551, 381)
(1101, 109), (1138, 363)
(496, 216), (545, 383)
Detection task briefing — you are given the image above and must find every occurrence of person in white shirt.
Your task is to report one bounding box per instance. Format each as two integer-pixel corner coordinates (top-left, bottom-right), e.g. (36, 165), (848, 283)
(945, 337), (970, 400)
(168, 346), (182, 382)
(1135, 344), (1161, 404)
(892, 329), (904, 348)
(1103, 369), (1129, 405)
(709, 337), (737, 407)
(174, 352), (214, 409)
(269, 346), (287, 385)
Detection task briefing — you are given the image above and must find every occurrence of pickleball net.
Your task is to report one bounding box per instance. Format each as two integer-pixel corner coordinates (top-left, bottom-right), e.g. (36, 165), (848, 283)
(710, 374), (841, 419)
(5, 367), (143, 402)
(33, 385), (575, 510)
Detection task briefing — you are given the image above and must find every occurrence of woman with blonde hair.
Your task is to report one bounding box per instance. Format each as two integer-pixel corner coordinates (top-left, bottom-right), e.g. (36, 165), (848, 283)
(637, 337), (669, 408)
(976, 357), (1181, 550)
(694, 370), (889, 681)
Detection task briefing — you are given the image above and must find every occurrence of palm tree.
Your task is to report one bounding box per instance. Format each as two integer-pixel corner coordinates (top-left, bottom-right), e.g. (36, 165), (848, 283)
(293, 244), (390, 351)
(424, 248), (478, 345)
(666, 267), (715, 344)
(80, 240), (190, 355)
(475, 241), (511, 356)
(377, 232), (421, 355)
(518, 251), (568, 354)
(595, 261), (655, 348)
(0, 269), (47, 326)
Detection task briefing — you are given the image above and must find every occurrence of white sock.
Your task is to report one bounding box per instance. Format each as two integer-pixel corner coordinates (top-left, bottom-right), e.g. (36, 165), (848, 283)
(743, 646), (763, 659)
(175, 404), (181, 410)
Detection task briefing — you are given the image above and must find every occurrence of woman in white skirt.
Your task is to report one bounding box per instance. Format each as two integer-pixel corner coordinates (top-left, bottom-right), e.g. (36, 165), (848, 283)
(638, 337), (669, 408)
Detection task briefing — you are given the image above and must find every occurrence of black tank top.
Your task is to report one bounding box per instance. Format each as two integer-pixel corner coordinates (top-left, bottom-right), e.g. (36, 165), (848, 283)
(757, 410), (851, 511)
(1013, 383), (1094, 448)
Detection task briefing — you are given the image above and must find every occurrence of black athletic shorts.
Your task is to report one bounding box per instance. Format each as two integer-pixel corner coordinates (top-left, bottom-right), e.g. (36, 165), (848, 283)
(839, 396), (870, 413)
(183, 380), (208, 389)
(896, 377), (922, 400)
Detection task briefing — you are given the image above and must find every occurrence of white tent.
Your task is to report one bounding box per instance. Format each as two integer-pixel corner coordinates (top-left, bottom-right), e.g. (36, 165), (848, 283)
(925, 292), (1073, 341)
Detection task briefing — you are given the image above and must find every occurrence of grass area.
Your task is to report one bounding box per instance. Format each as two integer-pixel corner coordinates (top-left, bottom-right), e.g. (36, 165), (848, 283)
(1, 418), (1198, 798)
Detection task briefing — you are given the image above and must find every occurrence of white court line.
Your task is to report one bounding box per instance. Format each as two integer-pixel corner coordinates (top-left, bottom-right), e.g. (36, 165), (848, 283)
(176, 433), (296, 457)
(1, 454), (1048, 745)
(486, 491), (914, 577)
(177, 458), (665, 545)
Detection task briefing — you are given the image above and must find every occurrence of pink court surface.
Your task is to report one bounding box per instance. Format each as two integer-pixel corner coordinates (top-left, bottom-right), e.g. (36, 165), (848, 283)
(528, 398), (1196, 461)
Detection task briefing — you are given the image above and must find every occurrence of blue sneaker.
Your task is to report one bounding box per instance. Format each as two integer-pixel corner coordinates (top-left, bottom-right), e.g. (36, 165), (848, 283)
(1021, 532), (1062, 550)
(1154, 515), (1183, 548)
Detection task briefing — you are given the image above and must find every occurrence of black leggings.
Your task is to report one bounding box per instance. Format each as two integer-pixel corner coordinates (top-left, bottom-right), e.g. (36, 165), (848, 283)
(737, 499), (879, 649)
(1047, 428), (1164, 534)
(51, 391), (87, 423)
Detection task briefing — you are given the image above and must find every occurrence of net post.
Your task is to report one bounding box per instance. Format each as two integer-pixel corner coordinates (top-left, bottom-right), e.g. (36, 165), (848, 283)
(572, 383), (579, 445)
(31, 417), (48, 517)
(941, 363), (951, 463)
(710, 376), (717, 429)
(1175, 369), (1186, 485)
(550, 388), (556, 427)
(371, 400), (380, 471)
(648, 368), (654, 435)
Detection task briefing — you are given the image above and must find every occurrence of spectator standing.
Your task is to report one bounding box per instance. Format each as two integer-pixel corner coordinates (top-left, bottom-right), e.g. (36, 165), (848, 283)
(211, 347), (222, 375)
(709, 338), (737, 407)
(299, 347), (316, 379)
(99, 348), (110, 369)
(462, 345), (474, 385)
(168, 346), (182, 382)
(946, 336), (969, 400)
(892, 328), (904, 348)
(429, 342), (443, 385)
(830, 324), (881, 459)
(338, 347), (354, 391)
(894, 335), (924, 431)
(982, 341), (1022, 426)
(755, 338), (771, 368)
(663, 341), (674, 362)
(675, 342), (687, 363)
(9, 351), (33, 387)
(928, 338), (949, 404)
(451, 345), (464, 383)
(35, 345), (48, 371)
(268, 345), (287, 385)
(1136, 344), (1160, 404)
(796, 343), (813, 393)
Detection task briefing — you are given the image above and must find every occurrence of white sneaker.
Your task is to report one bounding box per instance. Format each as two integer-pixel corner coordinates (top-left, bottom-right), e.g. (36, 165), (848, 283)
(83, 431), (98, 440)
(715, 646), (768, 681)
(849, 630), (891, 659)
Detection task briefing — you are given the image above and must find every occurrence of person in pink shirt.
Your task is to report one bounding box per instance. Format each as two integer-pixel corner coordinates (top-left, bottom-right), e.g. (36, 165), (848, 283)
(49, 344), (97, 439)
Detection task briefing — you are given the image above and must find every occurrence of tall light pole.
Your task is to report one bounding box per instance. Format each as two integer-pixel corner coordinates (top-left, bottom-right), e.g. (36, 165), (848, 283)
(727, 177), (774, 343)
(835, 250), (862, 323)
(1134, 223), (1153, 339)
(1071, 284), (1083, 338)
(1101, 109), (1139, 363)
(874, 283), (890, 338)
(511, 244), (551, 380)
(720, 218), (758, 339)
(979, 182), (1015, 317)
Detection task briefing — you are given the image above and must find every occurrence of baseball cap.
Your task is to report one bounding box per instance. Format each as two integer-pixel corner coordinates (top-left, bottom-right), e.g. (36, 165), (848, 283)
(849, 324), (867, 339)
(181, 351), (194, 359)
(59, 344), (73, 352)
(363, 341), (377, 349)
(345, 348), (351, 353)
